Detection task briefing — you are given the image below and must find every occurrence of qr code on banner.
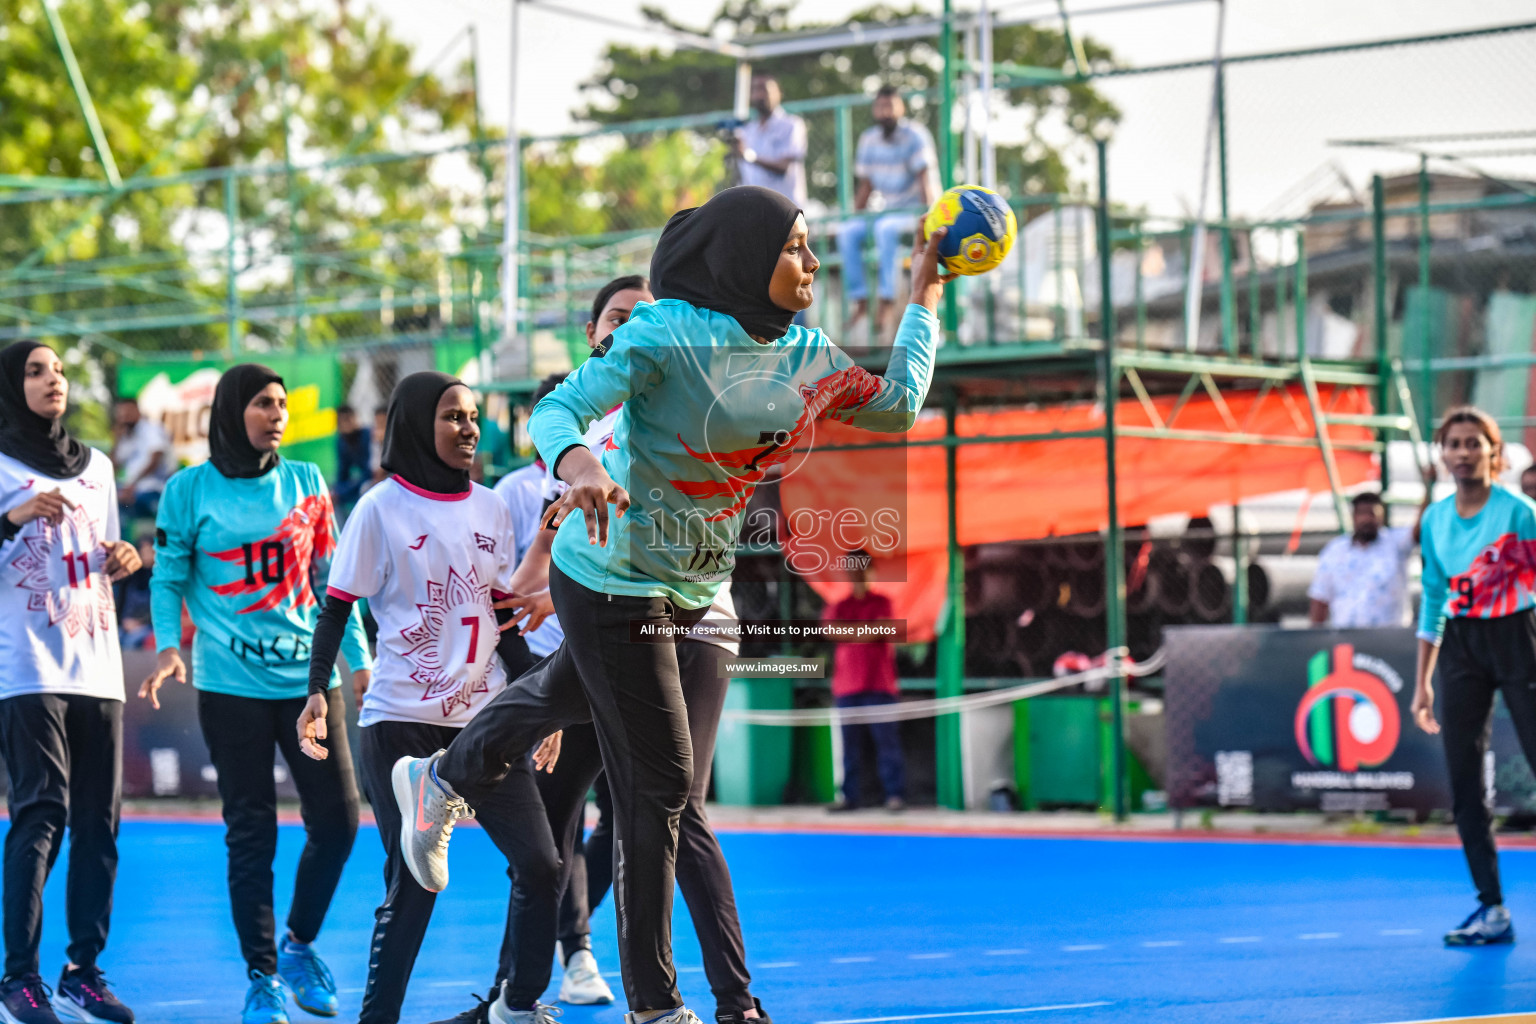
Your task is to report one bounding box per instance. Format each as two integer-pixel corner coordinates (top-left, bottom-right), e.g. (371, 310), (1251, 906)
(1215, 750), (1254, 807)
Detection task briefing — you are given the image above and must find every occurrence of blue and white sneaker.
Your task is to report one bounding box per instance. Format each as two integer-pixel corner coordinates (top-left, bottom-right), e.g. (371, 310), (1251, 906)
(623, 1010), (703, 1024)
(242, 972), (289, 1024)
(1444, 903), (1515, 946)
(276, 940), (337, 1017)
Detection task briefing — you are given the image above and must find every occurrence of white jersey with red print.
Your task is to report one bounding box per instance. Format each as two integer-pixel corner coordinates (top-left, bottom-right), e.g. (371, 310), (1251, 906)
(328, 475), (516, 727)
(0, 449), (123, 701)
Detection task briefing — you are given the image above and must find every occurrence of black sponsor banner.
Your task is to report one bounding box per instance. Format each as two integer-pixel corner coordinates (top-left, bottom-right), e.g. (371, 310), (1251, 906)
(1165, 625), (1533, 816)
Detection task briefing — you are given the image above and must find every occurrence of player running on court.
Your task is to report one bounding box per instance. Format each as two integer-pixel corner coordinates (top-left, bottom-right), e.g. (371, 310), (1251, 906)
(140, 364), (372, 1024)
(492, 275), (770, 1021)
(395, 185), (951, 1024)
(0, 341), (142, 1024)
(1413, 405), (1536, 946)
(300, 372), (561, 1024)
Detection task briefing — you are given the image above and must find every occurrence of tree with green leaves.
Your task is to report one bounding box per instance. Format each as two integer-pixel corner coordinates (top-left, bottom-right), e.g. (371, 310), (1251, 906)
(0, 0), (481, 363)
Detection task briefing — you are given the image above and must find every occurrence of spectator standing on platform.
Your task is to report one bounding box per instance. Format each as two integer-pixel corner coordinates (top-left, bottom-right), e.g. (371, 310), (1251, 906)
(836, 86), (938, 337)
(1309, 487), (1435, 628)
(110, 397), (171, 523)
(731, 74), (807, 208)
(825, 551), (906, 812)
(332, 404), (372, 512)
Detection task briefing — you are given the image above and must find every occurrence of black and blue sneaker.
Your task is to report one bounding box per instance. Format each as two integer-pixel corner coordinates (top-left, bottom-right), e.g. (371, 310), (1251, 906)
(716, 1000), (773, 1024)
(242, 972), (288, 1024)
(52, 966), (133, 1024)
(1444, 903), (1516, 946)
(0, 974), (59, 1024)
(276, 940), (337, 1017)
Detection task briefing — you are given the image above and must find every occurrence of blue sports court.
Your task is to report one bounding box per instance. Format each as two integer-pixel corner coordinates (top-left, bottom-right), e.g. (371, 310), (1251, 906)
(32, 817), (1536, 1024)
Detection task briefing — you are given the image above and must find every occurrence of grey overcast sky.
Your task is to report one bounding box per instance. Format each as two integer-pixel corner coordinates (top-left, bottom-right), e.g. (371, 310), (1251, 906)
(367, 0), (1536, 216)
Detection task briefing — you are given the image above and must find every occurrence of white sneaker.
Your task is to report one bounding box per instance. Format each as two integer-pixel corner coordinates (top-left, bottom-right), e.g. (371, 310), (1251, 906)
(623, 1011), (703, 1024)
(557, 948), (614, 1005)
(487, 995), (561, 1024)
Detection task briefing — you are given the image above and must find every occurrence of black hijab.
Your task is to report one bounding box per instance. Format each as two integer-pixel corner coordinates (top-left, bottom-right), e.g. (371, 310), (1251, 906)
(209, 363), (285, 479)
(0, 341), (90, 479)
(650, 185), (803, 342)
(381, 371), (471, 494)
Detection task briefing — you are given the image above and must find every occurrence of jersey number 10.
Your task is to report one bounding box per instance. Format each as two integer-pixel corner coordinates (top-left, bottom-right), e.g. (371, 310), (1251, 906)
(241, 541), (287, 586)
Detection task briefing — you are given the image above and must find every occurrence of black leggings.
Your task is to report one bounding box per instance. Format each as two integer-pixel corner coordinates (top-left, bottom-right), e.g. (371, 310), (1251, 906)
(197, 688), (359, 977)
(1439, 612), (1536, 907)
(357, 720), (559, 1024)
(0, 694), (121, 979)
(536, 640), (754, 1013)
(437, 566), (705, 1012)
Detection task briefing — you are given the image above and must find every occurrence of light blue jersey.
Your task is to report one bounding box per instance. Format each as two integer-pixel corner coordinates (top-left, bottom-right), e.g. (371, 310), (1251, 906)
(151, 460), (371, 699)
(1418, 485), (1536, 644)
(529, 298), (938, 609)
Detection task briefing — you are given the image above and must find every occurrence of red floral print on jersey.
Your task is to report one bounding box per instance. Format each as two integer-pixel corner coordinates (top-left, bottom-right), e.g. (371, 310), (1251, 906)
(206, 495), (335, 614)
(399, 564), (496, 718)
(670, 366), (882, 522)
(10, 504), (114, 638)
(1446, 532), (1536, 618)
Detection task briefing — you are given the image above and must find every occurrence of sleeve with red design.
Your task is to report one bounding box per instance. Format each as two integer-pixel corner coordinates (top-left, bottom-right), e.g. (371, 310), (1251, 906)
(821, 303), (938, 433)
(148, 468), (196, 655)
(326, 492), (388, 602)
(528, 303), (672, 478)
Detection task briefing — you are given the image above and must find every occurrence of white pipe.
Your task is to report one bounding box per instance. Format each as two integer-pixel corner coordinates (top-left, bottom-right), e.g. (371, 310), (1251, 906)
(1181, 0), (1226, 351)
(502, 0), (522, 368)
(733, 60), (752, 123)
(963, 27), (978, 185)
(980, 0), (996, 190)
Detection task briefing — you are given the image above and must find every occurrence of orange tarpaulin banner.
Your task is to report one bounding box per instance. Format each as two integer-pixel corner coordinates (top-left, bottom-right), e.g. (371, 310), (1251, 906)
(786, 383), (1376, 641)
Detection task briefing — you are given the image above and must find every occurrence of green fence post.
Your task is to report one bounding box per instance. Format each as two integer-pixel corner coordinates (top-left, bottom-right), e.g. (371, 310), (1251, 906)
(836, 102), (854, 216)
(939, 0), (958, 346)
(1371, 174), (1394, 495)
(1232, 503), (1247, 624)
(1247, 228), (1260, 354)
(1216, 62), (1236, 357)
(1096, 138), (1127, 821)
(936, 393), (966, 810)
(1417, 158), (1433, 433)
(224, 171), (239, 355)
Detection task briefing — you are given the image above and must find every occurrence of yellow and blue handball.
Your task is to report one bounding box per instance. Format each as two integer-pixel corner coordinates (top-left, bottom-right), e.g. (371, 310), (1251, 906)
(923, 184), (1018, 276)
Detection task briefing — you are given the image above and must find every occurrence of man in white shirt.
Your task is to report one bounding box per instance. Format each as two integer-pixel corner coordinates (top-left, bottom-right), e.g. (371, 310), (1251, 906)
(731, 74), (808, 207)
(1309, 492), (1418, 628)
(110, 397), (171, 521)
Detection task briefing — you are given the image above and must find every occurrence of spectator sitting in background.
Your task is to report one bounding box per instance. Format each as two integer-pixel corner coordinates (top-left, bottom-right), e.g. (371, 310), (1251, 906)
(824, 549), (906, 813)
(836, 85), (938, 338)
(332, 403), (371, 511)
(731, 73), (808, 207)
(1308, 491), (1427, 628)
(110, 396), (171, 521)
(1521, 464), (1536, 502)
(116, 535), (157, 650)
(366, 403), (388, 491)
